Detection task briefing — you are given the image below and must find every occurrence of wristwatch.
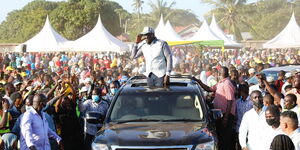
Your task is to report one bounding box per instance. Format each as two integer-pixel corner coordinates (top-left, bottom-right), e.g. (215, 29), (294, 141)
(3, 109), (7, 113)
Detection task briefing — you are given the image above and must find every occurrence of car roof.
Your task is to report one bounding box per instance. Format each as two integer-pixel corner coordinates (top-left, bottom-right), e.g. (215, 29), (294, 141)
(121, 76), (199, 93)
(262, 65), (300, 72)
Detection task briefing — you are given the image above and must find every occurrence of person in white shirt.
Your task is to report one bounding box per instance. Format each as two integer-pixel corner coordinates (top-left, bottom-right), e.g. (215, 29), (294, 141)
(282, 72), (293, 95)
(280, 111), (300, 150)
(206, 68), (218, 87)
(283, 94), (300, 126)
(3, 83), (15, 105)
(249, 73), (267, 96)
(131, 26), (172, 87)
(263, 105), (283, 150)
(239, 90), (270, 150)
(200, 64), (211, 85)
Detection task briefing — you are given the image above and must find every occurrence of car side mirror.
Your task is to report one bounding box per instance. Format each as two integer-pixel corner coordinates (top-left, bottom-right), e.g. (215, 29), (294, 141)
(211, 109), (223, 120)
(85, 111), (104, 124)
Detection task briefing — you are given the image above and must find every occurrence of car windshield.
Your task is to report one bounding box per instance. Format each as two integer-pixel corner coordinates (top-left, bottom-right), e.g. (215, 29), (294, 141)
(109, 92), (204, 122)
(247, 71), (279, 85)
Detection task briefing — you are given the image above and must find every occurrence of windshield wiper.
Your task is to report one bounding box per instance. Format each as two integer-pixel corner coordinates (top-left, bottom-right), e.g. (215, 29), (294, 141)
(161, 119), (202, 122)
(113, 118), (163, 123)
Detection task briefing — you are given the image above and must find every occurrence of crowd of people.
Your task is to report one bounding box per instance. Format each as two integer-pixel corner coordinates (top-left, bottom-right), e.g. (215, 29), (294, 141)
(0, 45), (298, 150)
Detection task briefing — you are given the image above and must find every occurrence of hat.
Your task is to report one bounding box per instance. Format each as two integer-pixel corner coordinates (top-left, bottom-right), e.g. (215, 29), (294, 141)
(20, 72), (27, 77)
(6, 66), (14, 71)
(26, 86), (33, 91)
(84, 78), (92, 84)
(13, 81), (22, 86)
(266, 76), (274, 82)
(291, 69), (299, 76)
(140, 26), (155, 35)
(248, 68), (255, 74)
(285, 72), (292, 79)
(237, 65), (243, 70)
(80, 86), (88, 93)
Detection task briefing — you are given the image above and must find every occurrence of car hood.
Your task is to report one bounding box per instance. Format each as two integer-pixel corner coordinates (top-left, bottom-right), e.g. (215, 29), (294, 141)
(93, 122), (215, 146)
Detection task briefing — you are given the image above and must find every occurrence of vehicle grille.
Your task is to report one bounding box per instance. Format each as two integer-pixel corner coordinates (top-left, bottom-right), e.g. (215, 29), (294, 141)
(111, 145), (192, 150)
(116, 149), (187, 150)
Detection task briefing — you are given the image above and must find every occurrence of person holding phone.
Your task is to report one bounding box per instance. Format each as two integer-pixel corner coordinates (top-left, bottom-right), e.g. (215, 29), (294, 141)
(131, 26), (172, 87)
(249, 73), (268, 96)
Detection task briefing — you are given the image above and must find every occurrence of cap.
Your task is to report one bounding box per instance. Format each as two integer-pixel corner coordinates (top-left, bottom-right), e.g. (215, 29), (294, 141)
(80, 86), (88, 93)
(84, 78), (92, 84)
(26, 86), (33, 91)
(237, 65), (243, 70)
(285, 72), (292, 78)
(248, 68), (255, 74)
(6, 66), (14, 71)
(140, 27), (155, 35)
(266, 76), (274, 82)
(13, 81), (22, 87)
(291, 69), (299, 76)
(20, 72), (27, 77)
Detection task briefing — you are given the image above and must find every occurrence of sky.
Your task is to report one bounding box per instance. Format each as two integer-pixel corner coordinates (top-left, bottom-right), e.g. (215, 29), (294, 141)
(0, 0), (213, 23)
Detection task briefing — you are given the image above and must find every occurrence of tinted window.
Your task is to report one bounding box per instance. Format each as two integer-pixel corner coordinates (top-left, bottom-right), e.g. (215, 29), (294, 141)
(109, 92), (204, 122)
(247, 71), (279, 85)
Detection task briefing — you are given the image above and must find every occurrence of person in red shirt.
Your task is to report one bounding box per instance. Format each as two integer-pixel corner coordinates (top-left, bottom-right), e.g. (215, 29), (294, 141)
(275, 70), (285, 93)
(103, 56), (111, 69)
(194, 66), (236, 150)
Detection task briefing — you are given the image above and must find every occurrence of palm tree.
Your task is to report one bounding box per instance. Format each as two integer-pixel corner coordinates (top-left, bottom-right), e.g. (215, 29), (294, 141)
(202, 0), (255, 41)
(132, 0), (144, 21)
(148, 0), (176, 22)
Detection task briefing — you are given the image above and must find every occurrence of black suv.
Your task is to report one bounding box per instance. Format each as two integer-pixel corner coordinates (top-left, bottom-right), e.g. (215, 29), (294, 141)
(90, 75), (221, 150)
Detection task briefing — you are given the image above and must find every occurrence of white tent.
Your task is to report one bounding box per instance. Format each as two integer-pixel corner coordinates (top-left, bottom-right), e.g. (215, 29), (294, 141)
(71, 15), (129, 52)
(188, 20), (222, 41)
(20, 16), (70, 52)
(159, 20), (183, 41)
(210, 15), (242, 48)
(263, 13), (300, 48)
(155, 15), (165, 39)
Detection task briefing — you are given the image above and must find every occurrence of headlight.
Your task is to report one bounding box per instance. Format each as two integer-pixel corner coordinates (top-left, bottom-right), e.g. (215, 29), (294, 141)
(195, 140), (216, 150)
(91, 143), (109, 150)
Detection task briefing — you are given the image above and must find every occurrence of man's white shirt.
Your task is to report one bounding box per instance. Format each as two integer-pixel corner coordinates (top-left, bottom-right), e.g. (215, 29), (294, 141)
(263, 127), (283, 150)
(239, 107), (270, 150)
(131, 39), (172, 78)
(289, 128), (300, 150)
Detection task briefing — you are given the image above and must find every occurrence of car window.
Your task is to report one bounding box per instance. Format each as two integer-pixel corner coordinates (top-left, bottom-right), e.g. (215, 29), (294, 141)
(248, 71), (279, 85)
(109, 92), (204, 122)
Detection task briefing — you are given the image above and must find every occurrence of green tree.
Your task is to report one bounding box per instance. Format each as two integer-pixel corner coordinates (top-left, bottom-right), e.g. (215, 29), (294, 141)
(202, 0), (255, 41)
(249, 0), (291, 40)
(148, 0), (176, 22)
(132, 0), (144, 21)
(0, 0), (58, 43)
(0, 0), (124, 42)
(168, 9), (199, 27)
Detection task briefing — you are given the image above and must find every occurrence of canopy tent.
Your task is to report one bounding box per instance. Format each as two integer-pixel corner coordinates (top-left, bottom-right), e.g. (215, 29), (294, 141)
(71, 15), (129, 52)
(210, 15), (242, 48)
(188, 20), (222, 42)
(167, 40), (224, 47)
(20, 16), (70, 52)
(155, 15), (165, 39)
(263, 13), (300, 49)
(160, 20), (183, 41)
